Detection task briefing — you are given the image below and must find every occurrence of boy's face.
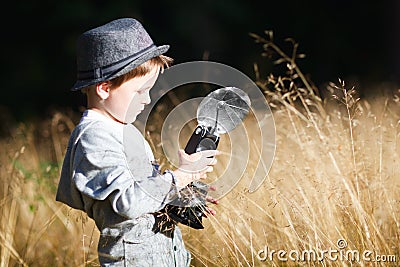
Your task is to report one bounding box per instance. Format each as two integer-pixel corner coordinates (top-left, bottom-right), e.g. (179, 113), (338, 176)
(104, 67), (160, 124)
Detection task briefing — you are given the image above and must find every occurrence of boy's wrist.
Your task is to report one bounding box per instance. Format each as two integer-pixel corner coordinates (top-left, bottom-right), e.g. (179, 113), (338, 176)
(164, 169), (183, 191)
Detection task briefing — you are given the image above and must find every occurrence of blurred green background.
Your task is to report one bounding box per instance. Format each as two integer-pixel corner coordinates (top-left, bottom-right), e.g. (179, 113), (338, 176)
(3, 0), (400, 121)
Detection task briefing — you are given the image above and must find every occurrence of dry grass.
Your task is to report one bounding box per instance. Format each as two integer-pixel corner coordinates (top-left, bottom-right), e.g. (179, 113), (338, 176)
(183, 92), (400, 266)
(1, 32), (399, 266)
(0, 111), (100, 266)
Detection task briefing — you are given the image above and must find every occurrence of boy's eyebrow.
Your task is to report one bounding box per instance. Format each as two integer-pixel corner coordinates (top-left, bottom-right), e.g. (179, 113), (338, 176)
(138, 85), (152, 92)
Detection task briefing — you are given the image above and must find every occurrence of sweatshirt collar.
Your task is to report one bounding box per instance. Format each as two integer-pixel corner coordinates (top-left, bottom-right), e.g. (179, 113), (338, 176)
(81, 109), (123, 126)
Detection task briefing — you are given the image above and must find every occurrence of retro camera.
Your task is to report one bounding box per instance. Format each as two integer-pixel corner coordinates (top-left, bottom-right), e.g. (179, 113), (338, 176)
(163, 86), (251, 229)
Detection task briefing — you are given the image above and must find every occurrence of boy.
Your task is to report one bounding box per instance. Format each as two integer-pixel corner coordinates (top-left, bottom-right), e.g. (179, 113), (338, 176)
(56, 18), (219, 266)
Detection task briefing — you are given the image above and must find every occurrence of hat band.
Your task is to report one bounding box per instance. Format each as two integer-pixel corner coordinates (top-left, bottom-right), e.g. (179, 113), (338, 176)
(77, 44), (156, 80)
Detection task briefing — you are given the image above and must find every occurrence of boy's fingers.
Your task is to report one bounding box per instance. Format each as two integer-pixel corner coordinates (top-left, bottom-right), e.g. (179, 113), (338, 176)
(209, 185), (217, 191)
(204, 207), (217, 216)
(192, 155), (217, 168)
(208, 157), (217, 165)
(201, 155), (217, 165)
(199, 149), (221, 158)
(198, 164), (214, 173)
(206, 196), (219, 204)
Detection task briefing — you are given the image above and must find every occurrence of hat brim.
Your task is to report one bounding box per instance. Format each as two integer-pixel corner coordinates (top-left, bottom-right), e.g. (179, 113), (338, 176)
(71, 44), (169, 91)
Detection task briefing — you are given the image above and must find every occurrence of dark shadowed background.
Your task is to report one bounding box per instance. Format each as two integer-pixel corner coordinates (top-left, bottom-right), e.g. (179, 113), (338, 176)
(3, 0), (400, 121)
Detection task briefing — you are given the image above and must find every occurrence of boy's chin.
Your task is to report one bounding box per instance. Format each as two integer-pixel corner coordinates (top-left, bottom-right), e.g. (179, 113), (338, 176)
(123, 118), (137, 124)
(123, 114), (138, 124)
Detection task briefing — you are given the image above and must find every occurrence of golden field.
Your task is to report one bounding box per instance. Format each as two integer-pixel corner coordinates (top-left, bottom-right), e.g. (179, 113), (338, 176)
(2, 85), (400, 266)
(1, 34), (399, 266)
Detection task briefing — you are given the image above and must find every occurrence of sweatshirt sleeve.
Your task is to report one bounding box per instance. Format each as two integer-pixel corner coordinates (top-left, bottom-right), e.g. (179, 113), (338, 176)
(72, 123), (179, 220)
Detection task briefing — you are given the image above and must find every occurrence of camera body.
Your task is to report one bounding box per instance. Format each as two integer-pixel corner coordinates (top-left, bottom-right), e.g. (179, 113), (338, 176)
(184, 125), (220, 154)
(164, 125), (219, 229)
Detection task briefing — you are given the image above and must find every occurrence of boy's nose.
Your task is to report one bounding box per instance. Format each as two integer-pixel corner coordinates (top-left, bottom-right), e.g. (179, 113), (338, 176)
(143, 91), (151, 105)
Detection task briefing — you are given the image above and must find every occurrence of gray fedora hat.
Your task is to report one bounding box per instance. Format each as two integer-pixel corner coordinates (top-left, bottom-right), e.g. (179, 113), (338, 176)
(71, 18), (169, 91)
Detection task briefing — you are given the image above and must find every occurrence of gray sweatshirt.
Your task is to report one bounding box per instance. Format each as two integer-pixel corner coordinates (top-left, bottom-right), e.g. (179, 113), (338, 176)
(56, 110), (191, 266)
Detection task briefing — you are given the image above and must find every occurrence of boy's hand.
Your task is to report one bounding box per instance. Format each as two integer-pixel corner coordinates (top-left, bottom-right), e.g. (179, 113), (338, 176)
(172, 149), (219, 188)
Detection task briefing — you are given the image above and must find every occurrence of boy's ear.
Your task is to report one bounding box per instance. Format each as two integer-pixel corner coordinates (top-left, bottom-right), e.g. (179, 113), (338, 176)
(96, 82), (111, 100)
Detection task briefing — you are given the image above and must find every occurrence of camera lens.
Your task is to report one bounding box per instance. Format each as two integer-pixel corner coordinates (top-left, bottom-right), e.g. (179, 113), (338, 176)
(197, 137), (217, 152)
